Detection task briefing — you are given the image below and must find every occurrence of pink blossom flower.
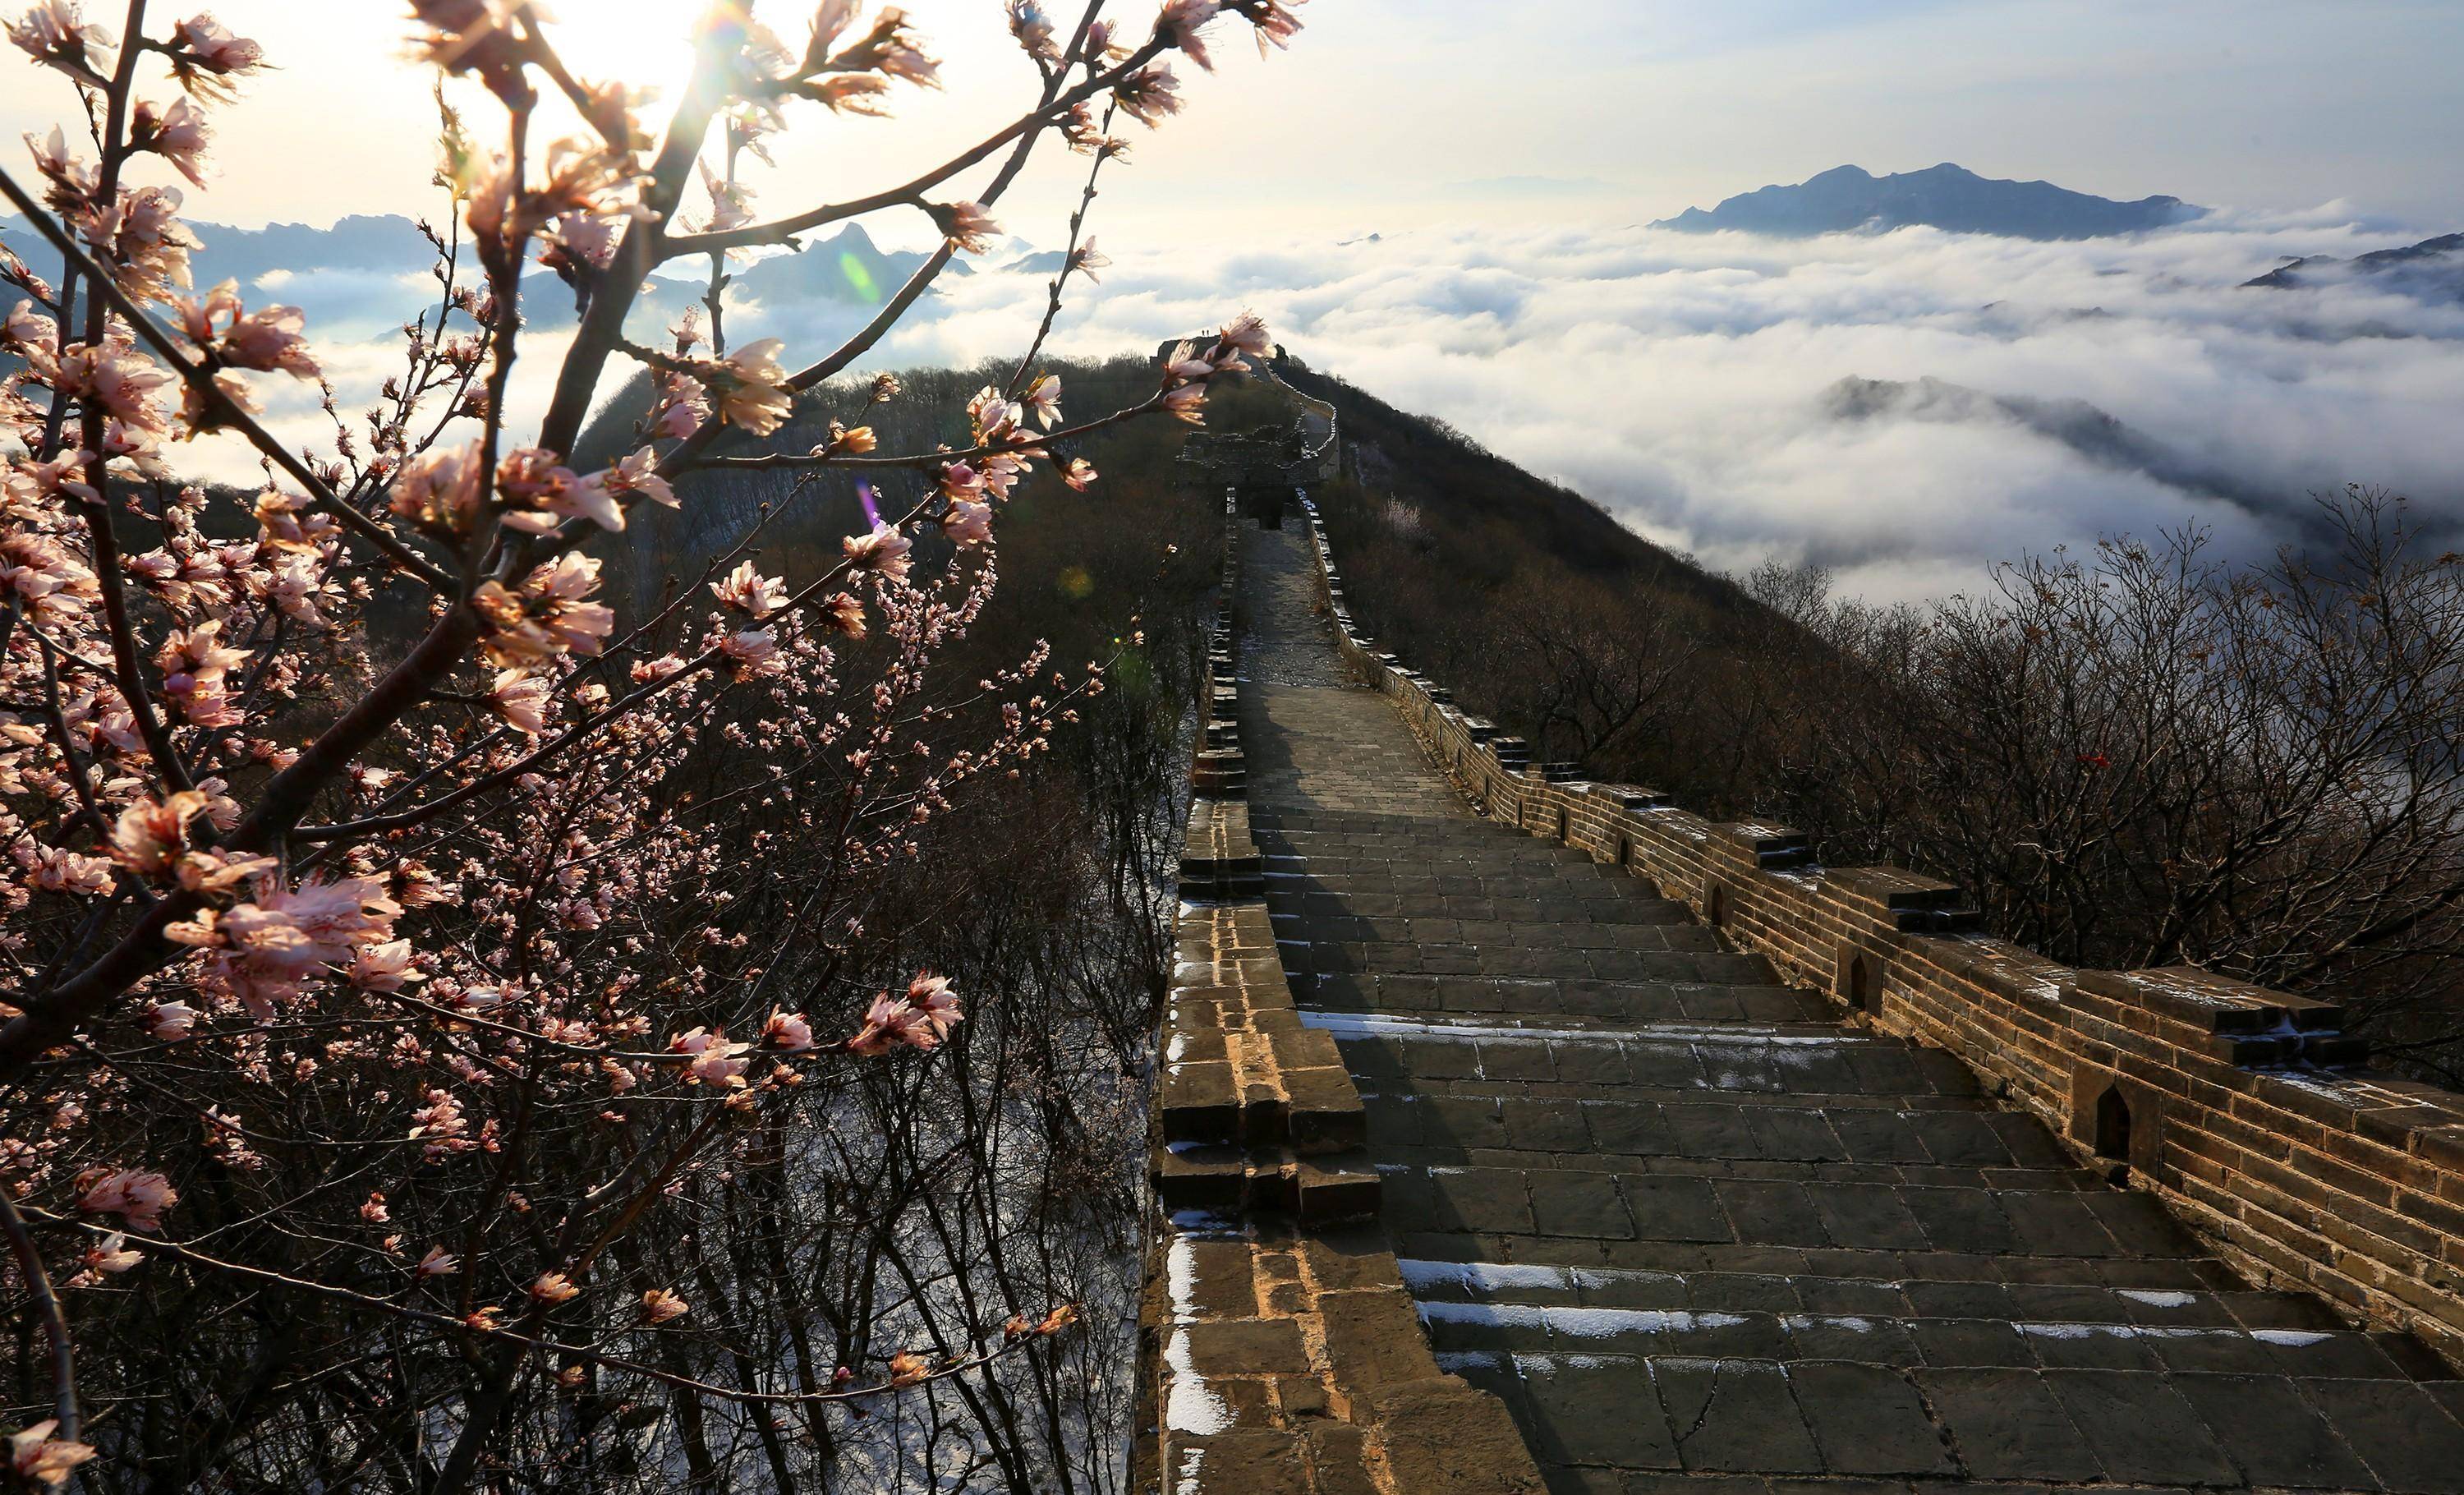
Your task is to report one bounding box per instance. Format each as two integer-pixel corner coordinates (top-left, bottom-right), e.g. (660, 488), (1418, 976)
(108, 789), (208, 874)
(821, 421), (876, 454)
(145, 1000), (198, 1041)
(347, 939), (422, 992)
(823, 592), (867, 638)
(940, 458), (989, 500)
(908, 973), (964, 1037)
(669, 1026), (752, 1086)
(496, 448), (623, 534)
(489, 669), (554, 734)
(641, 1287), (689, 1324)
(934, 200), (1001, 255)
(1248, 0), (1303, 53)
(172, 849), (275, 896)
(655, 373), (709, 438)
(762, 1010), (816, 1051)
(1219, 310), (1271, 358)
(1115, 63), (1183, 127)
(696, 160), (756, 233)
(1155, 0), (1221, 71)
(989, 1), (1049, 59)
(941, 499), (992, 546)
(969, 453), (1018, 503)
(21, 845), (116, 897)
(720, 628), (780, 676)
(7, 1), (113, 82)
(1163, 339), (1215, 382)
(82, 1232), (143, 1274)
(132, 94), (213, 186)
(388, 442), (487, 536)
(1063, 457), (1098, 491)
(407, 1090), (471, 1157)
(361, 1191), (390, 1224)
(223, 300), (316, 377)
(1021, 373), (1062, 428)
(541, 209), (622, 274)
(844, 522), (913, 582)
(7, 1419), (95, 1488)
(1161, 383), (1207, 426)
(77, 1168), (177, 1231)
(849, 993), (939, 1056)
(713, 338), (793, 435)
(712, 560), (788, 617)
(172, 873), (402, 1017)
(62, 342), (173, 438)
(395, 860), (460, 909)
(170, 16), (266, 93)
(531, 1271), (582, 1304)
(477, 554), (616, 665)
(1067, 237), (1110, 281)
(827, 7), (939, 87)
(606, 446), (675, 507)
(414, 1244), (459, 1277)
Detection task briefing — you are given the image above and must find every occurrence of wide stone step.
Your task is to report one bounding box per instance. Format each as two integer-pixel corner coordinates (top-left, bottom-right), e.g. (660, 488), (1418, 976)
(1438, 1349), (2464, 1489)
(1296, 973), (1826, 1024)
(1308, 1011), (1984, 1095)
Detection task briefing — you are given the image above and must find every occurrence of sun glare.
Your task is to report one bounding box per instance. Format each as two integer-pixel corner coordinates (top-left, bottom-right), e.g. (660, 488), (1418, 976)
(529, 0), (706, 100)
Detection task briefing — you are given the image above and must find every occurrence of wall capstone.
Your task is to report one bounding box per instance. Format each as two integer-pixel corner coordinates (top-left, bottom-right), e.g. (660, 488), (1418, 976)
(1298, 494), (2464, 1369)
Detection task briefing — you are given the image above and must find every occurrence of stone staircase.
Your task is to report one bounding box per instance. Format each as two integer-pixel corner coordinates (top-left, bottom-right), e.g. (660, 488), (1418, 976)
(1138, 506), (2464, 1495)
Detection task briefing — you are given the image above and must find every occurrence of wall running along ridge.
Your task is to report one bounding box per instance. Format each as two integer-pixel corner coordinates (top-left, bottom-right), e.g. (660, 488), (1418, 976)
(1298, 496), (2464, 1370)
(1133, 497), (1547, 1495)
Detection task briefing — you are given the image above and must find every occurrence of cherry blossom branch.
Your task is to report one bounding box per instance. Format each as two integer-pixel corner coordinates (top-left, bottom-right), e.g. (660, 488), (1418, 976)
(655, 39), (1168, 263)
(692, 393), (1174, 473)
(0, 164), (456, 592)
(530, 24), (734, 465)
(290, 528), (917, 844)
(1007, 107), (1120, 394)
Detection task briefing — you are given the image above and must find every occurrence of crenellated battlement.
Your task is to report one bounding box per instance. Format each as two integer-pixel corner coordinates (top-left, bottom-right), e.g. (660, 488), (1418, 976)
(1297, 494), (2464, 1373)
(1140, 487), (2464, 1492)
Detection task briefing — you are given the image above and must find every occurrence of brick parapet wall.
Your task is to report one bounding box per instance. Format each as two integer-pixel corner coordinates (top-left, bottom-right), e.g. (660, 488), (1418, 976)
(1134, 499), (1545, 1495)
(1299, 497), (2464, 1366)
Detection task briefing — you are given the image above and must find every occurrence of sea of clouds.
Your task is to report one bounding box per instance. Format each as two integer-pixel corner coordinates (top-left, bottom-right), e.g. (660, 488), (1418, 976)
(151, 206), (2464, 604)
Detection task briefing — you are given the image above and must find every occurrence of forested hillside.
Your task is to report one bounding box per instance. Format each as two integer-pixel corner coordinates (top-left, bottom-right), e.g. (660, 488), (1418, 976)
(1286, 363), (2464, 1076)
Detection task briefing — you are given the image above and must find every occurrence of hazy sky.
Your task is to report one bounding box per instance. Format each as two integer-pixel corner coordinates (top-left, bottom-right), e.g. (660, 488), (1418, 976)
(5, 2), (2461, 599)
(5, 2), (2462, 237)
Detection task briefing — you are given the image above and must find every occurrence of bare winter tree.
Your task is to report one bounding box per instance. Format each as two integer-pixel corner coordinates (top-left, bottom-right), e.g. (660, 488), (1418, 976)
(1724, 494), (2464, 1071)
(1493, 573), (1692, 767)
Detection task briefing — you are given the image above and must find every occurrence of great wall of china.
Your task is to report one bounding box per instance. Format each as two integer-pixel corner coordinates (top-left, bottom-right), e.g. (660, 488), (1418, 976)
(1134, 377), (2464, 1494)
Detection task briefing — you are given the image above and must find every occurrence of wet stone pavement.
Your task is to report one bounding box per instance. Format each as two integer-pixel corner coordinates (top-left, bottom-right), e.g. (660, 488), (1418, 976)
(1232, 518), (2464, 1494)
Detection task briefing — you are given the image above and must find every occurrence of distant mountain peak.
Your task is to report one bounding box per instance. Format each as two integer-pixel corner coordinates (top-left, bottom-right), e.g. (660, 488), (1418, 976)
(1821, 374), (2278, 518)
(1653, 164), (2205, 241)
(2243, 231), (2464, 301)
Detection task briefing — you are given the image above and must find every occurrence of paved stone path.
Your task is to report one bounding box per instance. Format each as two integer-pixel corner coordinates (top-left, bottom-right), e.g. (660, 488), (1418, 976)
(1234, 518), (2464, 1494)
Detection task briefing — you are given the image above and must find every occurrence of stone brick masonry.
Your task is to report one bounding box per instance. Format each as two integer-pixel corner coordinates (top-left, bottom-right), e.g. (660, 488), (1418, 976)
(1139, 493), (2464, 1494)
(1299, 501), (2464, 1375)
(1137, 500), (1547, 1495)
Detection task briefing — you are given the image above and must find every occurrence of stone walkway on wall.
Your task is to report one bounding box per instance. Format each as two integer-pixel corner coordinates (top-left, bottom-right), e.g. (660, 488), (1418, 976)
(1233, 517), (2464, 1495)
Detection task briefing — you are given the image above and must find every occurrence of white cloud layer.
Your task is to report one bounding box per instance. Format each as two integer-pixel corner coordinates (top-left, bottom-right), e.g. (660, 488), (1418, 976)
(159, 208), (2464, 605)
(862, 211), (2464, 600)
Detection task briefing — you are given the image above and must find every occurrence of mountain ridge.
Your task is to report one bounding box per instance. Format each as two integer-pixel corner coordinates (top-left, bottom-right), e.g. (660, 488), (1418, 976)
(2243, 231), (2464, 302)
(1653, 163), (2204, 240)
